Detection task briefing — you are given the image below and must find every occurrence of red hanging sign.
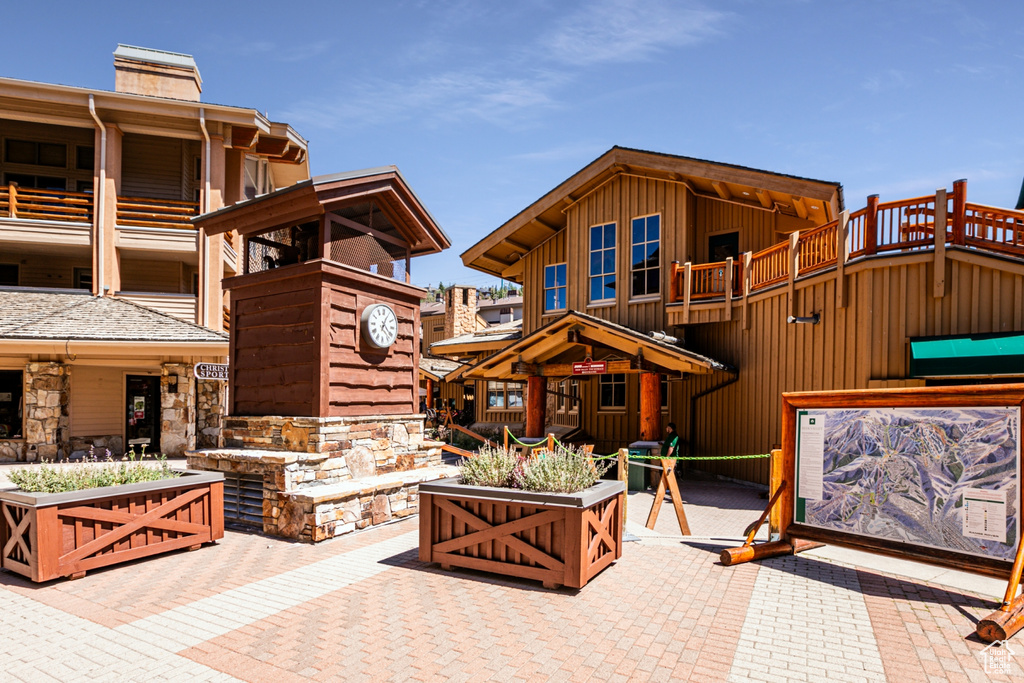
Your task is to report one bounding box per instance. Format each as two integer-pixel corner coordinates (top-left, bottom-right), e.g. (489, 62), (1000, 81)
(572, 360), (607, 375)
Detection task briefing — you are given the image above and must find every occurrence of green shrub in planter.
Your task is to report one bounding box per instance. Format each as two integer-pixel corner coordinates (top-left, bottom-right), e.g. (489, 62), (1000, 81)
(7, 446), (178, 493)
(460, 445), (610, 494)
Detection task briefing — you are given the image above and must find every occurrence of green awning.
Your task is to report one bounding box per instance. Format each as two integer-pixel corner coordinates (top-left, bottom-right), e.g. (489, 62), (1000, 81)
(910, 333), (1024, 378)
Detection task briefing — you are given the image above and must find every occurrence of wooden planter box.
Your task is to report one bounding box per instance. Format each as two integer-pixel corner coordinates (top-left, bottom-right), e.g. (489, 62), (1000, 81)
(0, 470), (224, 582)
(418, 478), (625, 589)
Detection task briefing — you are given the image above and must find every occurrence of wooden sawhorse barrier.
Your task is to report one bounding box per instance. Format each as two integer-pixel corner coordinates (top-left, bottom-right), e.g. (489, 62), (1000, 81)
(640, 458), (691, 536)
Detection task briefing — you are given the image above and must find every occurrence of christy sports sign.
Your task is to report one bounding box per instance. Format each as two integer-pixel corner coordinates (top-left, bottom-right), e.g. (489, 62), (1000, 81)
(194, 363), (229, 381)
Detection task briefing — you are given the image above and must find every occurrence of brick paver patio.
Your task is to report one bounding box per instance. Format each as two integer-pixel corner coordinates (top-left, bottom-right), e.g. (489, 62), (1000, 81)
(1, 476), (1021, 682)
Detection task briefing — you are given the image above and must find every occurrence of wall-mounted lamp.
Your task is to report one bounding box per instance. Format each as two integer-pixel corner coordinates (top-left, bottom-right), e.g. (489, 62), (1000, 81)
(787, 313), (821, 325)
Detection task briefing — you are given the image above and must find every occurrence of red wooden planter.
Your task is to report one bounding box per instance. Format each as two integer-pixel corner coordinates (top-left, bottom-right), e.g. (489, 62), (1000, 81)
(418, 478), (625, 589)
(0, 470), (224, 582)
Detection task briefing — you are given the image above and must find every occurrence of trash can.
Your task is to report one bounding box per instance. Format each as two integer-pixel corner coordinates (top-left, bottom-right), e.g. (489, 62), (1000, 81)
(627, 440), (662, 491)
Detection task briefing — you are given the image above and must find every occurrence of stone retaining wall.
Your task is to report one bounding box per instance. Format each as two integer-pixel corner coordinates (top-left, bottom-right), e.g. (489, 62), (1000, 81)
(24, 362), (70, 462)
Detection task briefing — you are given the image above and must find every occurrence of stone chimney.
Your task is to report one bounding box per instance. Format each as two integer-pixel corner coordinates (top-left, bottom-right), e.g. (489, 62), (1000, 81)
(444, 286), (477, 339)
(114, 44), (202, 101)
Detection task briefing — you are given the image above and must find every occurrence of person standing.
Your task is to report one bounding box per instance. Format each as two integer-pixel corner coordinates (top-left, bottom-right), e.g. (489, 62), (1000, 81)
(661, 422), (679, 458)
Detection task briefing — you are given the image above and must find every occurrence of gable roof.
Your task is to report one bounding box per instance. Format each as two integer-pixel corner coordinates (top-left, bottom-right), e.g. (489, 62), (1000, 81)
(429, 319), (523, 355)
(0, 290), (228, 344)
(461, 145), (843, 278)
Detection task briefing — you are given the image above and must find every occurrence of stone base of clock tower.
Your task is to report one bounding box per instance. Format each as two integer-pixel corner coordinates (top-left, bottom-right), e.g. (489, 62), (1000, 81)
(186, 413), (458, 542)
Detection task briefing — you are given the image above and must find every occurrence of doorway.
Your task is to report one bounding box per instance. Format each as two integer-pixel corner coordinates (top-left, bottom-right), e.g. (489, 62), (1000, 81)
(126, 375), (161, 453)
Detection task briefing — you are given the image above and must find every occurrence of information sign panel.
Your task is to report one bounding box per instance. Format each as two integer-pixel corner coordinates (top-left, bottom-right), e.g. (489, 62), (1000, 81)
(194, 363), (229, 381)
(572, 361), (607, 375)
(794, 406), (1021, 561)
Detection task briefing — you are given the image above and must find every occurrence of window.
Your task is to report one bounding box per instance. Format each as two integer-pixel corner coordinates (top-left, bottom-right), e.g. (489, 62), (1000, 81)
(486, 381), (524, 410)
(631, 214), (660, 297)
(544, 263), (567, 312)
(708, 231), (739, 261)
(589, 222), (616, 302)
(558, 379), (579, 413)
(599, 373), (626, 409)
(3, 140), (67, 168)
(0, 370), (24, 439)
(0, 264), (18, 287)
(76, 146), (94, 171)
(4, 173), (66, 190)
(73, 267), (92, 291)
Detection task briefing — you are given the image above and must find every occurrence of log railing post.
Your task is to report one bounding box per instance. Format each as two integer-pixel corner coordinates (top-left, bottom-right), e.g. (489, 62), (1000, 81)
(742, 251), (752, 329)
(682, 262), (692, 324)
(669, 260), (680, 303)
(618, 447), (629, 529)
(865, 194), (879, 255)
(724, 256), (734, 321)
(787, 232), (799, 319)
(951, 178), (967, 246)
(9, 183), (17, 218)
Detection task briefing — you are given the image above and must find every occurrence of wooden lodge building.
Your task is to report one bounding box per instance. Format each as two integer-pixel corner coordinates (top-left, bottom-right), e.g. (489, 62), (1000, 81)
(443, 146), (1024, 485)
(0, 45), (310, 461)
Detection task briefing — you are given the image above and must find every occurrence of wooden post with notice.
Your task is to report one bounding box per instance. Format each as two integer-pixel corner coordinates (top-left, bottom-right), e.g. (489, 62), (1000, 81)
(951, 178), (967, 246)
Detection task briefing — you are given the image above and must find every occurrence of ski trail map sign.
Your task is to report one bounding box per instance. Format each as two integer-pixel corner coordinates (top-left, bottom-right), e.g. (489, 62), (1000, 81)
(778, 386), (1024, 578)
(795, 407), (1020, 561)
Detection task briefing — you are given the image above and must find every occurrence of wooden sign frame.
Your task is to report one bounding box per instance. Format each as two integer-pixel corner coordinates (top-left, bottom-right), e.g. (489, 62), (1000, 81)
(772, 384), (1024, 580)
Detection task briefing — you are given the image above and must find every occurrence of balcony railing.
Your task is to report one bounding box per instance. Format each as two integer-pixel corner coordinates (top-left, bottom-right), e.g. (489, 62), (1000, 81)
(0, 184), (93, 223)
(116, 196), (199, 229)
(670, 179), (1024, 304)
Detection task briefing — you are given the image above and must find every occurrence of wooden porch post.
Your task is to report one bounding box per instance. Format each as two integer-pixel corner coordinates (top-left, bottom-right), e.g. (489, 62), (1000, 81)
(951, 178), (967, 246)
(865, 194), (879, 255)
(425, 377), (434, 410)
(639, 372), (662, 442)
(526, 376), (546, 438)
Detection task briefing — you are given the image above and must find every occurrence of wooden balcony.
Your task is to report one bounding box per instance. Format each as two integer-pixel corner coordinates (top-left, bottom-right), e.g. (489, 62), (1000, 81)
(116, 195), (199, 229)
(0, 184), (93, 223)
(668, 180), (1024, 324)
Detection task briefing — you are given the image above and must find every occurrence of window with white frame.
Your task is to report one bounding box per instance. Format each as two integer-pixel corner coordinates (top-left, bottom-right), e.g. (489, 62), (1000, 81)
(544, 263), (567, 313)
(631, 214), (660, 297)
(599, 373), (626, 409)
(486, 381), (524, 410)
(589, 222), (616, 303)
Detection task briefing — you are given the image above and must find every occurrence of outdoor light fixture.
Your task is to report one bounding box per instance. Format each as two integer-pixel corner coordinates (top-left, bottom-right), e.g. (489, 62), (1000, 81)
(787, 313), (821, 325)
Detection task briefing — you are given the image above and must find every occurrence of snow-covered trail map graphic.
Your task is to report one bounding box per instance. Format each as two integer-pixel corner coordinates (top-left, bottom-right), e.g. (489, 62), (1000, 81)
(797, 407), (1020, 561)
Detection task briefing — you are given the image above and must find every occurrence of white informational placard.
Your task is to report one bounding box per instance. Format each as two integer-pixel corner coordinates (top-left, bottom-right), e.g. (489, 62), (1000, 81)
(962, 488), (1008, 543)
(797, 412), (824, 501)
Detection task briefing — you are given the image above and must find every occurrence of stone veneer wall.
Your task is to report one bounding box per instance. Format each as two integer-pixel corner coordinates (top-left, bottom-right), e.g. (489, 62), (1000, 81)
(160, 363), (195, 456)
(196, 379), (226, 449)
(444, 286), (478, 339)
(23, 362), (71, 462)
(187, 414), (453, 542)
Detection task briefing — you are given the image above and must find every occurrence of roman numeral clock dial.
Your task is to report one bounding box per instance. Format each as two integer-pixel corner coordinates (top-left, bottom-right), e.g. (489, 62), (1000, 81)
(361, 303), (398, 349)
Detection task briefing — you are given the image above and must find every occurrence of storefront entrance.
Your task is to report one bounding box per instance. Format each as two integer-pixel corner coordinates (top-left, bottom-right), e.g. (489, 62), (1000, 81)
(125, 375), (161, 453)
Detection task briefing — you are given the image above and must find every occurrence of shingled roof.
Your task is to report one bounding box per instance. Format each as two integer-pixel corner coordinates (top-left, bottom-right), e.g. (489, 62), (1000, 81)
(0, 290), (228, 343)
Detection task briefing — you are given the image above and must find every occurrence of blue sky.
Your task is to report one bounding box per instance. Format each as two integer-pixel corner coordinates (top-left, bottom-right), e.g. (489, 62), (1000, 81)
(3, 0), (1022, 290)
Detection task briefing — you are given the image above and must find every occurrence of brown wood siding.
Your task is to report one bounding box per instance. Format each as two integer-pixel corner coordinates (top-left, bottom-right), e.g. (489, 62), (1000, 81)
(120, 258), (189, 293)
(121, 134), (186, 201)
(9, 253), (92, 289)
(70, 366), (123, 437)
(325, 287), (418, 416)
(230, 280), (320, 417)
(421, 313), (447, 356)
(693, 195), (777, 261)
(524, 175), (692, 336)
(678, 251), (1024, 484)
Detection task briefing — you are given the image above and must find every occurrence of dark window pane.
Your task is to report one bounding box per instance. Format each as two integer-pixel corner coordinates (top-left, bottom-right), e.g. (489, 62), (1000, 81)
(556, 264), (566, 286)
(632, 245), (645, 270)
(602, 249), (615, 274)
(590, 278), (602, 301)
(591, 225), (602, 250)
(632, 218), (644, 245)
(37, 176), (66, 190)
(614, 384), (625, 406)
(647, 268), (660, 294)
(0, 264), (18, 286)
(648, 215), (660, 241)
(601, 383), (613, 407)
(632, 270), (644, 297)
(604, 223), (616, 248)
(603, 276), (616, 300)
(37, 143), (67, 167)
(76, 146), (94, 171)
(557, 288), (566, 309)
(545, 265), (556, 288)
(545, 290), (556, 311)
(590, 250), (601, 276)
(5, 140), (35, 165)
(647, 244), (659, 267)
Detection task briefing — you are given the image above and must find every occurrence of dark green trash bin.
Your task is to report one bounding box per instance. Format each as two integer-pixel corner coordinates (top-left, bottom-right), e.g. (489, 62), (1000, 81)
(627, 449), (649, 491)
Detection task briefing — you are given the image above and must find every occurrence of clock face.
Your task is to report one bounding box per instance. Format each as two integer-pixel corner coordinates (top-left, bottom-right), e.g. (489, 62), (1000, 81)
(361, 304), (398, 349)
